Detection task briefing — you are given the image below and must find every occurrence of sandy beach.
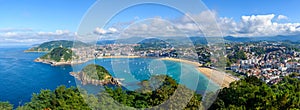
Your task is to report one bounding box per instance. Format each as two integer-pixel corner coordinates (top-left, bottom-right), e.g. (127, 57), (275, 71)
(160, 57), (237, 88)
(159, 57), (202, 67)
(99, 56), (141, 59)
(37, 55), (237, 87)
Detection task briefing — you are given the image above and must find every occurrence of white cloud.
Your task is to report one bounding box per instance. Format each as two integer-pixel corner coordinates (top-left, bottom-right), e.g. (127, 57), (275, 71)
(1, 32), (19, 37)
(37, 30), (71, 36)
(119, 18), (189, 38)
(237, 14), (276, 35)
(0, 29), (75, 45)
(108, 27), (118, 33)
(3, 11), (299, 45)
(98, 11), (300, 38)
(278, 15), (288, 20)
(234, 14), (300, 36)
(94, 27), (118, 35)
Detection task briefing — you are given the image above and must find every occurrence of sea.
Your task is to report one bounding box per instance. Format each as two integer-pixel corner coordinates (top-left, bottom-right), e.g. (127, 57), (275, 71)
(0, 47), (219, 108)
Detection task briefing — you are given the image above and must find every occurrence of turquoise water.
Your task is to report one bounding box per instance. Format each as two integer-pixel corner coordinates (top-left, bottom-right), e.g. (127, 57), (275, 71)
(0, 47), (219, 108)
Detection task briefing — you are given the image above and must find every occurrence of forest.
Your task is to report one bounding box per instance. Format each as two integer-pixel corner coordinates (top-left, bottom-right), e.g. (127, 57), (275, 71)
(1, 74), (299, 110)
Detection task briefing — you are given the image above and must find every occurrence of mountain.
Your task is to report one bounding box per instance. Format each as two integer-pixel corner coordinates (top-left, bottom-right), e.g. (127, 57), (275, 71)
(96, 35), (300, 46)
(70, 64), (120, 86)
(224, 35), (300, 42)
(96, 40), (116, 45)
(135, 38), (171, 50)
(96, 37), (146, 45)
(224, 36), (252, 42)
(81, 64), (112, 80)
(35, 47), (77, 66)
(96, 37), (207, 47)
(25, 40), (89, 52)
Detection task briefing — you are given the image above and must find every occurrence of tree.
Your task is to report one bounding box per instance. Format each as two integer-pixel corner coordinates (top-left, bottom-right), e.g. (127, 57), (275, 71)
(0, 102), (13, 110)
(19, 86), (90, 110)
(209, 76), (300, 109)
(82, 64), (111, 80)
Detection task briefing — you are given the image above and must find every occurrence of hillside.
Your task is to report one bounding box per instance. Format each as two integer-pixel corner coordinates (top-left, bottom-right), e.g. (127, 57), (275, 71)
(134, 38), (171, 51)
(39, 47), (74, 62)
(224, 35), (300, 42)
(70, 64), (119, 85)
(25, 40), (89, 52)
(81, 64), (112, 80)
(35, 47), (77, 66)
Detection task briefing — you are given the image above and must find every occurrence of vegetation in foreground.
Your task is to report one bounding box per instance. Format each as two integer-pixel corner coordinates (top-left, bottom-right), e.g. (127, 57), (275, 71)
(1, 74), (299, 109)
(0, 102), (13, 110)
(209, 74), (300, 110)
(13, 75), (202, 110)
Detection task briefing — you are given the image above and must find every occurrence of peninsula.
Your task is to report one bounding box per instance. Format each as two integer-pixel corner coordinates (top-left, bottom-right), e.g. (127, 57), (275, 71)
(35, 47), (77, 66)
(70, 64), (121, 86)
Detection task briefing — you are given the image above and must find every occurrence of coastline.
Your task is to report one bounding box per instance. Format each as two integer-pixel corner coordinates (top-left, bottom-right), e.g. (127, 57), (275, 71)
(34, 58), (76, 66)
(36, 55), (237, 87)
(70, 72), (121, 86)
(159, 57), (238, 88)
(34, 56), (142, 66)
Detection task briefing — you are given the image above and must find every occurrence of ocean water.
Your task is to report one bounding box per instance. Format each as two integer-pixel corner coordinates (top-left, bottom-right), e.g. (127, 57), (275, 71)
(0, 48), (76, 107)
(0, 47), (219, 108)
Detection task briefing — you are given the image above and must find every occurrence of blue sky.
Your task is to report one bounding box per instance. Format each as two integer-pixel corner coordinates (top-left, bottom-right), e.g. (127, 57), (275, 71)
(1, 0), (300, 45)
(203, 0), (300, 23)
(0, 0), (95, 32)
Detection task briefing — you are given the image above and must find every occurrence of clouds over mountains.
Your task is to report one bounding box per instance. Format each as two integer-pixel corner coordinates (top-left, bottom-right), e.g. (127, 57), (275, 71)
(234, 14), (300, 36)
(0, 29), (75, 45)
(1, 10), (300, 45)
(96, 10), (300, 38)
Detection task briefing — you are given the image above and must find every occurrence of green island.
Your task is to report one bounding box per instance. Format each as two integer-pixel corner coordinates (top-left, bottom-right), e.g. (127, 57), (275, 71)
(25, 40), (88, 52)
(35, 47), (77, 66)
(1, 74), (299, 110)
(70, 64), (120, 85)
(82, 64), (112, 80)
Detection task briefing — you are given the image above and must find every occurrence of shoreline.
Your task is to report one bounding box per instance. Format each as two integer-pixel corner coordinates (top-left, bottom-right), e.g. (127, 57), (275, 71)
(159, 57), (238, 88)
(36, 56), (238, 87)
(34, 56), (142, 66)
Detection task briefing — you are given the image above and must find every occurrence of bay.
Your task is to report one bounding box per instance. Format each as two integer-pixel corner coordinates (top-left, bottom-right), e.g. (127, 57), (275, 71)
(0, 47), (219, 108)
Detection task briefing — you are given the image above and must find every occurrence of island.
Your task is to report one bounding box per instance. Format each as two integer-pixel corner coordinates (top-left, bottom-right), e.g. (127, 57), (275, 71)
(35, 47), (77, 66)
(70, 64), (121, 86)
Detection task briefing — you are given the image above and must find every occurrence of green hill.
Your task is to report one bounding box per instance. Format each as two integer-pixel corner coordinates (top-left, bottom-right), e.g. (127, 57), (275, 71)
(26, 40), (89, 52)
(40, 47), (75, 62)
(81, 64), (112, 80)
(134, 38), (171, 51)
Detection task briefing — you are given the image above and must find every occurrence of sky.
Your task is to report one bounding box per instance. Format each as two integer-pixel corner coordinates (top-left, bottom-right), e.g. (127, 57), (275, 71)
(203, 0), (300, 23)
(1, 0), (300, 45)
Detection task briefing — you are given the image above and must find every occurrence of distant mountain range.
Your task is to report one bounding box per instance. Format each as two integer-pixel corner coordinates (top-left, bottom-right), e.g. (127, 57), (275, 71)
(26, 35), (300, 52)
(224, 35), (300, 42)
(96, 37), (209, 46)
(97, 35), (300, 45)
